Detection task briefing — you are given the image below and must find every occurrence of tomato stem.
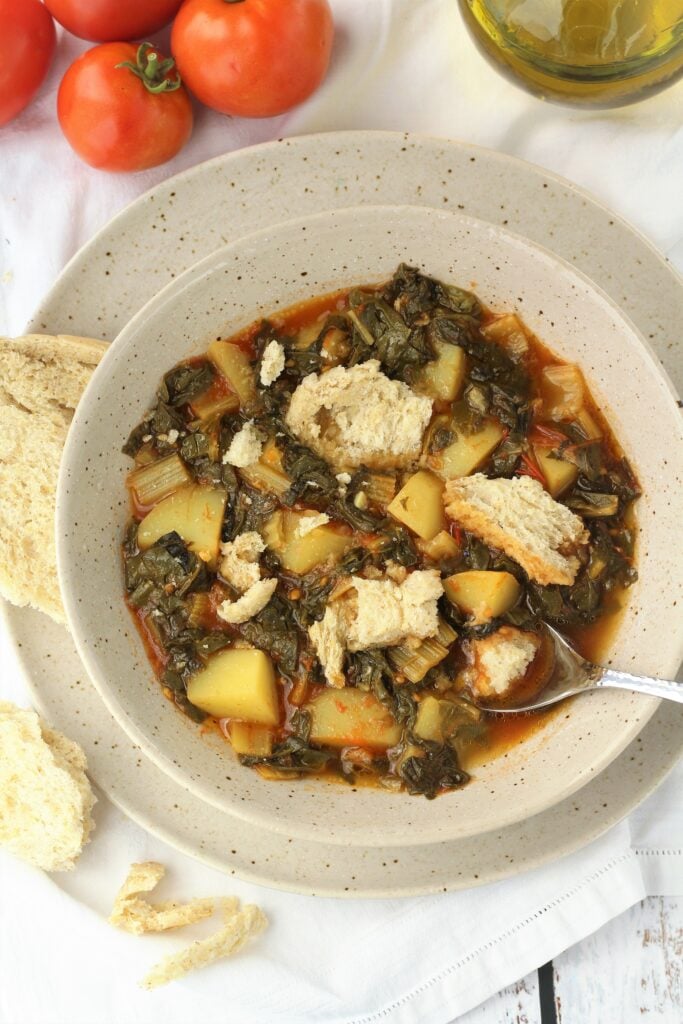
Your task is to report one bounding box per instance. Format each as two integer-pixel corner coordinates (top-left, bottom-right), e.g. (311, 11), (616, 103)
(116, 42), (182, 95)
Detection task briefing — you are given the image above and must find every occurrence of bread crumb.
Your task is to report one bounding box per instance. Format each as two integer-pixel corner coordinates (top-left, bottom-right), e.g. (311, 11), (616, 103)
(444, 474), (588, 586)
(222, 421), (264, 468)
(140, 899), (267, 990)
(166, 429), (179, 444)
(220, 531), (264, 592)
(308, 602), (349, 688)
(259, 340), (285, 387)
(0, 701), (95, 872)
(109, 861), (214, 935)
(285, 360), (432, 470)
(217, 578), (277, 624)
(468, 626), (541, 699)
(295, 512), (330, 538)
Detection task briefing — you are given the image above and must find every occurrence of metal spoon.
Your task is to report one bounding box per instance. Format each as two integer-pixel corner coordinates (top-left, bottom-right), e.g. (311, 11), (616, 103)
(475, 623), (683, 713)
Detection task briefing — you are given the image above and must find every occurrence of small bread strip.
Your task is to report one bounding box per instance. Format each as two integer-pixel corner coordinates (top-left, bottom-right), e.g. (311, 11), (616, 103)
(444, 474), (588, 586)
(140, 900), (268, 990)
(110, 861), (215, 935)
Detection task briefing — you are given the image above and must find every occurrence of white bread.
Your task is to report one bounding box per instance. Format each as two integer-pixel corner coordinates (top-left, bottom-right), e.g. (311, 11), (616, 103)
(467, 626), (541, 699)
(0, 701), (96, 871)
(0, 334), (108, 621)
(444, 474), (588, 586)
(285, 359), (432, 471)
(219, 531), (265, 592)
(259, 339), (285, 386)
(217, 577), (277, 624)
(141, 899), (268, 990)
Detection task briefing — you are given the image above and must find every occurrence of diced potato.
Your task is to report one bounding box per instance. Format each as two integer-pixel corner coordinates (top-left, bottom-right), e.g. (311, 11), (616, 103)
(207, 341), (256, 407)
(387, 470), (445, 540)
(187, 649), (279, 725)
(443, 570), (521, 623)
(416, 529), (461, 562)
(416, 341), (467, 401)
(481, 314), (530, 359)
(438, 419), (505, 479)
(263, 510), (352, 574)
(305, 689), (401, 750)
(127, 453), (192, 507)
(137, 484), (227, 566)
(228, 722), (274, 756)
(541, 364), (585, 420)
(533, 446), (578, 497)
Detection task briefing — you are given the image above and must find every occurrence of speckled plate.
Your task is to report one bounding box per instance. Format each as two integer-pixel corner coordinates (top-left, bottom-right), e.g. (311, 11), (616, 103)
(6, 131), (682, 896)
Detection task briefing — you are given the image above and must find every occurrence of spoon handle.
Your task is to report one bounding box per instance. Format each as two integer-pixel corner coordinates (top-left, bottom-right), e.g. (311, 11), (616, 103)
(597, 668), (683, 704)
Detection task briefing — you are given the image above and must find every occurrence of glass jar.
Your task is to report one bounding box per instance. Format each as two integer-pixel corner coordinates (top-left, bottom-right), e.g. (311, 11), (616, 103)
(458, 0), (683, 106)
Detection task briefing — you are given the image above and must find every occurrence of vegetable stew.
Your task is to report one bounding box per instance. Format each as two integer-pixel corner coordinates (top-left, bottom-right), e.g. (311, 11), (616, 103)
(121, 265), (639, 798)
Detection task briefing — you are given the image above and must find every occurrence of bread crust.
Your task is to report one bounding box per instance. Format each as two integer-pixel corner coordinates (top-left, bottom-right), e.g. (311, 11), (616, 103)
(0, 333), (108, 621)
(444, 474), (588, 586)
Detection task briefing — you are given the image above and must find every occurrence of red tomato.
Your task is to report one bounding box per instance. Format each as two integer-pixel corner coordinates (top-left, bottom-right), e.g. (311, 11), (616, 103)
(57, 43), (193, 172)
(171, 0), (334, 118)
(44, 0), (183, 42)
(0, 0), (56, 127)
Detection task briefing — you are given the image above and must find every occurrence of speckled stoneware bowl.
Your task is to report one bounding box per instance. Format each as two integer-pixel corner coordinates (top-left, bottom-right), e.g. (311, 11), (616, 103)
(57, 204), (683, 847)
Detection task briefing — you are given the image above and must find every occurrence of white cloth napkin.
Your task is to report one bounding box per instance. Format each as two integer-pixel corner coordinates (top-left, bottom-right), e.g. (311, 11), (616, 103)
(1, 2), (681, 1022)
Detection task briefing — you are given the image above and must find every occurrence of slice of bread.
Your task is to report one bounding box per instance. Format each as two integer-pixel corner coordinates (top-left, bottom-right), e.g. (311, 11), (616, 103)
(0, 334), (108, 622)
(0, 701), (96, 871)
(444, 473), (588, 586)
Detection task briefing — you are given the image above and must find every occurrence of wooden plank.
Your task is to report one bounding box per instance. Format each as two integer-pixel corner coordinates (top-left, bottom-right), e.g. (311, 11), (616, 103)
(553, 897), (683, 1022)
(453, 972), (540, 1024)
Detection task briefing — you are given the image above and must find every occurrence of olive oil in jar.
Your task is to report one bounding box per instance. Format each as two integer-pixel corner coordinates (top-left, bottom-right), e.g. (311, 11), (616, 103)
(458, 0), (683, 105)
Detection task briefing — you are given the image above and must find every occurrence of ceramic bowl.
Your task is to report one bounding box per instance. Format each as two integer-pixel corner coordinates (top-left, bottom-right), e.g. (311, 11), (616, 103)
(57, 204), (683, 847)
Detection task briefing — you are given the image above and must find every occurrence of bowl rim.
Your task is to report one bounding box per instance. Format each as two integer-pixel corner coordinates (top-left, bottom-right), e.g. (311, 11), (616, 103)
(56, 202), (683, 844)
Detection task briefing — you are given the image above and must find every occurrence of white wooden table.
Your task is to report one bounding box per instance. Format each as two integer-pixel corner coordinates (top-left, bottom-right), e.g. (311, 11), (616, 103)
(457, 898), (682, 1023)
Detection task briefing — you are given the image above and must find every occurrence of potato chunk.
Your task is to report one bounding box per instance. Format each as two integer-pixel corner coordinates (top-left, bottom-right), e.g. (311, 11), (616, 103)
(533, 446), (578, 498)
(187, 649), (279, 725)
(305, 689), (401, 750)
(438, 420), (504, 479)
(416, 341), (466, 401)
(207, 341), (256, 407)
(137, 485), (227, 567)
(388, 470), (445, 540)
(263, 510), (352, 574)
(443, 570), (521, 623)
(481, 313), (530, 359)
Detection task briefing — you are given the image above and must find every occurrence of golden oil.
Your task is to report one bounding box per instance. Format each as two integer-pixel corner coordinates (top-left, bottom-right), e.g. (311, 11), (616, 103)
(458, 0), (683, 105)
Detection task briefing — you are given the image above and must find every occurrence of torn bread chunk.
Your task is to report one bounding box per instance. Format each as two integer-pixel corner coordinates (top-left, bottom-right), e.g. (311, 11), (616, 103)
(219, 531), (264, 592)
(0, 701), (96, 871)
(109, 861), (214, 935)
(285, 359), (432, 471)
(347, 570), (443, 650)
(217, 577), (277, 624)
(222, 420), (264, 468)
(308, 570), (443, 686)
(295, 512), (330, 538)
(308, 601), (348, 688)
(259, 339), (285, 387)
(444, 474), (588, 586)
(141, 899), (268, 990)
(467, 626), (541, 700)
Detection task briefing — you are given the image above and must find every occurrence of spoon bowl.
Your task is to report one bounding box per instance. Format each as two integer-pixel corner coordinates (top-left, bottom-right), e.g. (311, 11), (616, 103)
(475, 624), (683, 714)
